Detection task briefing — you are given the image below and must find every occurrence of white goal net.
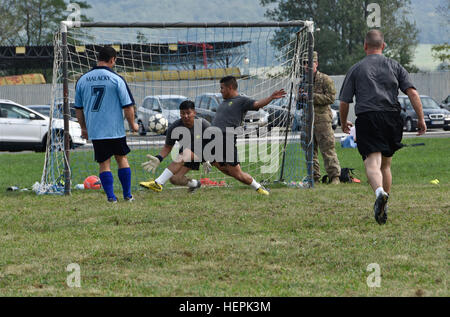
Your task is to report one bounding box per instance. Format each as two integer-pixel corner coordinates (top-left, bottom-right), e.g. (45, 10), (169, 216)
(36, 21), (315, 194)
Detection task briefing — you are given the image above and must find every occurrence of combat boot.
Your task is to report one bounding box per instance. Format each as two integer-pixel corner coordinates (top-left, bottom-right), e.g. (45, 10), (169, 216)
(330, 177), (340, 185)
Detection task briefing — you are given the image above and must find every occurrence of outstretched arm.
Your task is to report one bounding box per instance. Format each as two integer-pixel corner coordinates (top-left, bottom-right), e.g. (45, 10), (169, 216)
(253, 89), (286, 110)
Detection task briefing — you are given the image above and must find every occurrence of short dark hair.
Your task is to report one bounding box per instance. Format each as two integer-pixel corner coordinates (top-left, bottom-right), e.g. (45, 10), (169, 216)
(179, 100), (195, 111)
(98, 46), (117, 62)
(220, 76), (238, 89)
(365, 29), (384, 49)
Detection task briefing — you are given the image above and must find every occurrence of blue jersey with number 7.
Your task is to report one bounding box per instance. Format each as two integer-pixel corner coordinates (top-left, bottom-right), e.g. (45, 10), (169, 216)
(75, 66), (134, 140)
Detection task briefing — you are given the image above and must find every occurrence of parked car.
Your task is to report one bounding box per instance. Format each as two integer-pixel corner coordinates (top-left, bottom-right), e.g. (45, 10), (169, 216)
(330, 108), (338, 130)
(330, 100), (341, 128)
(440, 95), (450, 111)
(265, 96), (296, 131)
(0, 99), (86, 152)
(266, 95), (339, 132)
(137, 95), (188, 135)
(266, 96), (339, 132)
(244, 108), (269, 133)
(27, 104), (78, 122)
(195, 93), (269, 133)
(399, 95), (450, 131)
(195, 93), (221, 123)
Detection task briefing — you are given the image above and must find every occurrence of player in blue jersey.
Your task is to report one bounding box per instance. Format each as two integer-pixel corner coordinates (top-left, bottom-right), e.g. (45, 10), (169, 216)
(75, 46), (139, 203)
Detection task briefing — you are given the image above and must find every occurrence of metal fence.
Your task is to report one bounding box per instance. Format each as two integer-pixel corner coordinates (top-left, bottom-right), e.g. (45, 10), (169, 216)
(1, 72), (448, 124)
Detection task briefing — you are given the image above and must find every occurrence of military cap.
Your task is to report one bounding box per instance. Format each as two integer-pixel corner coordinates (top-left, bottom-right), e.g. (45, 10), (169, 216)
(302, 51), (318, 63)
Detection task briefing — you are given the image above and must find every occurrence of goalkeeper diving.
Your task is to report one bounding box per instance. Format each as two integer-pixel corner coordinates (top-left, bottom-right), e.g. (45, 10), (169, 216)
(139, 100), (212, 192)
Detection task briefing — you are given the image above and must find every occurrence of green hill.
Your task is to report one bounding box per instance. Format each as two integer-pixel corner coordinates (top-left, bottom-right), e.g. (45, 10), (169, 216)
(85, 0), (447, 45)
(410, 0), (448, 44)
(85, 0), (271, 24)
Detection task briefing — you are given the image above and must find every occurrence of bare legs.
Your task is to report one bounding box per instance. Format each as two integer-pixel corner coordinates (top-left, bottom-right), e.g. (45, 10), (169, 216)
(212, 162), (253, 185)
(99, 154), (130, 173)
(364, 152), (392, 194)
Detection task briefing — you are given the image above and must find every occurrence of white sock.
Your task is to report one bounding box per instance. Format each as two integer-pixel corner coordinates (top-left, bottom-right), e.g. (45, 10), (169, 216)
(250, 178), (261, 190)
(187, 179), (198, 188)
(155, 168), (173, 185)
(375, 187), (385, 198)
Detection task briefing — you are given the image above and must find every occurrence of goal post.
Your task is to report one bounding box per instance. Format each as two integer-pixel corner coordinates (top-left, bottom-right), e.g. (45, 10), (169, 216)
(37, 20), (315, 195)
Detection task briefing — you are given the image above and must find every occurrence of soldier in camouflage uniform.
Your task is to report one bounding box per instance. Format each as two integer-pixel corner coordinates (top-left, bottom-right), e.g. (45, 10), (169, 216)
(304, 51), (341, 184)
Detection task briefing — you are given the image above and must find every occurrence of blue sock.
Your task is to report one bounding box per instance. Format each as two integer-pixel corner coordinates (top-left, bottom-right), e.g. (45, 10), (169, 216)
(99, 171), (116, 200)
(118, 167), (132, 199)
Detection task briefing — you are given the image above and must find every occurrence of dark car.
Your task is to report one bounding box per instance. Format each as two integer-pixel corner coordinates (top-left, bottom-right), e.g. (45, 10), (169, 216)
(195, 93), (221, 123)
(399, 95), (450, 131)
(440, 95), (450, 111)
(265, 97), (295, 131)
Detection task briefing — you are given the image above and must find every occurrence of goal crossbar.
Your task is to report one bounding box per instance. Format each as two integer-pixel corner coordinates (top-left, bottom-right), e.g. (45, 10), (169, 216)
(62, 21), (309, 29)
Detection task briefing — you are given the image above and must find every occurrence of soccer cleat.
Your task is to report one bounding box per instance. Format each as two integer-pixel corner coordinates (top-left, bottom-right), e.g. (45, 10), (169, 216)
(139, 180), (163, 192)
(373, 193), (389, 225)
(188, 181), (202, 193)
(382, 204), (388, 224)
(124, 196), (135, 202)
(256, 186), (270, 196)
(107, 197), (118, 203)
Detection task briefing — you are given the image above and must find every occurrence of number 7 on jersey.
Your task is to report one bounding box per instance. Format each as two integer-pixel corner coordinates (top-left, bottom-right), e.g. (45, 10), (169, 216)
(91, 85), (105, 112)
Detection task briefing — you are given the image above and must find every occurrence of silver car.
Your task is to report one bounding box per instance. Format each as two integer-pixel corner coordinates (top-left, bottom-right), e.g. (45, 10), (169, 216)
(137, 95), (188, 135)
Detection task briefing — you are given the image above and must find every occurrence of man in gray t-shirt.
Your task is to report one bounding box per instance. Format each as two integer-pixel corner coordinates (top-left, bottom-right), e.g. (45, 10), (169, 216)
(339, 30), (426, 225)
(339, 52), (416, 115)
(211, 95), (255, 131)
(208, 76), (286, 195)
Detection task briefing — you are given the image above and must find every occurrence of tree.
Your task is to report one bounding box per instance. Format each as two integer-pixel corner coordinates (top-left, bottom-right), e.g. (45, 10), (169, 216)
(431, 43), (450, 70)
(0, 0), (91, 46)
(136, 31), (148, 44)
(431, 0), (449, 70)
(0, 1), (22, 45)
(260, 0), (419, 74)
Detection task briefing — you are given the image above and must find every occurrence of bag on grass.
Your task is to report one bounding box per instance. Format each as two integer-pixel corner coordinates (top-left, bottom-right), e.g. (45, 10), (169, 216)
(321, 167), (360, 184)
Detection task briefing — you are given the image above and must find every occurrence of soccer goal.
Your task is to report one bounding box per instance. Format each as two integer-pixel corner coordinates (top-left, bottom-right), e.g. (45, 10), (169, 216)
(36, 20), (315, 195)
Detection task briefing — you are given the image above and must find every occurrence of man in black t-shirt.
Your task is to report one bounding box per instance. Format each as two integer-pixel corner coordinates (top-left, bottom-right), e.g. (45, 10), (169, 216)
(139, 100), (211, 192)
(339, 29), (426, 225)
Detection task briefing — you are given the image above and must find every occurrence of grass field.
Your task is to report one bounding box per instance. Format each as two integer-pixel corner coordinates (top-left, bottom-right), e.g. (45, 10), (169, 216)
(0, 137), (448, 296)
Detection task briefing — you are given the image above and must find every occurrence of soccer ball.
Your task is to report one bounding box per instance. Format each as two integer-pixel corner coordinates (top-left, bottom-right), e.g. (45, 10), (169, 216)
(149, 114), (168, 134)
(83, 175), (102, 189)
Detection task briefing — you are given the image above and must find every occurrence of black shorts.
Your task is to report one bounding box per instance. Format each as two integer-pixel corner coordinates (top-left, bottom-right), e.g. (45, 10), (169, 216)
(177, 143), (206, 171)
(92, 136), (131, 163)
(183, 162), (201, 170)
(355, 111), (403, 161)
(178, 148), (203, 171)
(210, 132), (240, 167)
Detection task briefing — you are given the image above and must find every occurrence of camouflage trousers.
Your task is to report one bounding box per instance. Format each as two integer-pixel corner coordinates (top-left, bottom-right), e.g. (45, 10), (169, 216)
(313, 120), (341, 181)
